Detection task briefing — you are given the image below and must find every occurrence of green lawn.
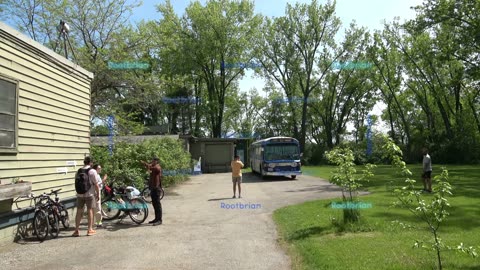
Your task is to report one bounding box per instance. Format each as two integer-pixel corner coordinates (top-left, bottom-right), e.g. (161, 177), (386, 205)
(274, 165), (480, 270)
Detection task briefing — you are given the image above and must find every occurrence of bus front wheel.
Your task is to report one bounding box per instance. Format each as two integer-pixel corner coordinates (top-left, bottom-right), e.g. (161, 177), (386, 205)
(291, 175), (297, 180)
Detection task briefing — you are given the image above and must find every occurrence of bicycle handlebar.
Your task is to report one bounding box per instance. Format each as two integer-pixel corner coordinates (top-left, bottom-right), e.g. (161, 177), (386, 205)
(50, 188), (62, 195)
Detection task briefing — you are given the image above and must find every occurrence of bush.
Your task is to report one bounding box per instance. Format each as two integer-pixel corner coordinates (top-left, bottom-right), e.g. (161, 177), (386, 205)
(91, 137), (192, 189)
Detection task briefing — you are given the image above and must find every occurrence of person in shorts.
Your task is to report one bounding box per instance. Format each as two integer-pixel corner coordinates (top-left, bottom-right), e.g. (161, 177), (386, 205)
(92, 164), (108, 228)
(422, 148), (433, 193)
(72, 156), (100, 237)
(231, 155), (244, 198)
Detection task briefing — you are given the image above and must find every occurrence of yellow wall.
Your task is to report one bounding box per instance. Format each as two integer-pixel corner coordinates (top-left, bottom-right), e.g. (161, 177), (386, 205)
(0, 22), (93, 209)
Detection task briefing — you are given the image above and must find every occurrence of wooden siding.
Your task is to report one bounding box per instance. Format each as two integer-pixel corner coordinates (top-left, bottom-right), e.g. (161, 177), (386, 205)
(0, 22), (93, 202)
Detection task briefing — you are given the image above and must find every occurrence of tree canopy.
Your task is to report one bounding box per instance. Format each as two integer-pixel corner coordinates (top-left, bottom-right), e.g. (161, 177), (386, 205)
(2, 0), (479, 164)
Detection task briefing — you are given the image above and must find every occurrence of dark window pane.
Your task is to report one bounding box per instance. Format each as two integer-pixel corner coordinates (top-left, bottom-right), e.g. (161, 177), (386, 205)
(0, 79), (16, 114)
(0, 80), (15, 100)
(0, 114), (15, 130)
(0, 99), (15, 114)
(0, 130), (15, 148)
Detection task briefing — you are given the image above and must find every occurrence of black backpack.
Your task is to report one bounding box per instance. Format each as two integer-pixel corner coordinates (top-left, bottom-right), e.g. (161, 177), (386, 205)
(75, 168), (92, 194)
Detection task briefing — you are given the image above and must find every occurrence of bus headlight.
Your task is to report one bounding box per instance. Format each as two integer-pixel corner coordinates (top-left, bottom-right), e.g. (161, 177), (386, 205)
(268, 163), (276, 168)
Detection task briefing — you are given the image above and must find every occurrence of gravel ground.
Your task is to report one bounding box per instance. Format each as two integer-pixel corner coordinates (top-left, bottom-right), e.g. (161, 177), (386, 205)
(0, 172), (349, 270)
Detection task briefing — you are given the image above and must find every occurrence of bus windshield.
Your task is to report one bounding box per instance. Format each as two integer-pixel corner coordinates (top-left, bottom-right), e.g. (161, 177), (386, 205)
(264, 144), (300, 161)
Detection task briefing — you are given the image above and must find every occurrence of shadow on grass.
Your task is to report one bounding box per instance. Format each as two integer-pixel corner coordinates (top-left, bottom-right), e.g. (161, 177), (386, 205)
(285, 184), (343, 193)
(286, 226), (328, 241)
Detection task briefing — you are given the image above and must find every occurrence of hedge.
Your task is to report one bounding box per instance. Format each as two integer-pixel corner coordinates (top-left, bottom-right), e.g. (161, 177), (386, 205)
(91, 137), (193, 189)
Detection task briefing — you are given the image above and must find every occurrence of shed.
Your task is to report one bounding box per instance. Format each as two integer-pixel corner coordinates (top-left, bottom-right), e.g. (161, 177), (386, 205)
(184, 136), (252, 173)
(0, 22), (93, 239)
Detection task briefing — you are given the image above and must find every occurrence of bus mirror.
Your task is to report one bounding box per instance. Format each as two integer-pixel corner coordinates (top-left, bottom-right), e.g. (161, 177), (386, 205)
(300, 152), (303, 157)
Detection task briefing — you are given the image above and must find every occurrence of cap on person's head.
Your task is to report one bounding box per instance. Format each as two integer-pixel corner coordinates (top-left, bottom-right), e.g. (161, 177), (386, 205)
(84, 156), (92, 165)
(153, 156), (159, 161)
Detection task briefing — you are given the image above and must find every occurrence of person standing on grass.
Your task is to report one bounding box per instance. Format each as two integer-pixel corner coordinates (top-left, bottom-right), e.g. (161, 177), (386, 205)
(92, 164), (107, 228)
(142, 156), (162, 226)
(231, 155), (244, 198)
(72, 156), (100, 237)
(422, 148), (433, 193)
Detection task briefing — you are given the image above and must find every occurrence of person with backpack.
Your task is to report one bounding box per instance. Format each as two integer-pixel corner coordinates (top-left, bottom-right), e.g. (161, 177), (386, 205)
(72, 156), (100, 237)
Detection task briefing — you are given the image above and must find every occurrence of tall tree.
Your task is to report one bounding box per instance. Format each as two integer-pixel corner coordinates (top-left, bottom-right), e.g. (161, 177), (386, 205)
(157, 0), (262, 137)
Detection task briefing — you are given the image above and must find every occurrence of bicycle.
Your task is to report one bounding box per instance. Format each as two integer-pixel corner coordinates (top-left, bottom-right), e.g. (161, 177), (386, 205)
(140, 185), (164, 203)
(49, 189), (70, 229)
(32, 194), (49, 241)
(101, 186), (149, 224)
(14, 190), (67, 241)
(13, 193), (48, 241)
(32, 193), (59, 241)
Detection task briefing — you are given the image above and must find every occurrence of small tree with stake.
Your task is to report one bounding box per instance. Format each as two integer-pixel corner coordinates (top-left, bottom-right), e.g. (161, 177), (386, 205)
(325, 147), (376, 223)
(382, 137), (477, 270)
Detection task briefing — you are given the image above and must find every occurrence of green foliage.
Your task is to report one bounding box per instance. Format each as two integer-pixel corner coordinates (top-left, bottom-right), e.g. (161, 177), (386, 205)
(382, 136), (477, 270)
(325, 147), (376, 223)
(91, 138), (192, 188)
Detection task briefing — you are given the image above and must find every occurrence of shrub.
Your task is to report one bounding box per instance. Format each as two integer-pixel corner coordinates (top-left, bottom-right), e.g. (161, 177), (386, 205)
(325, 147), (376, 223)
(91, 137), (192, 188)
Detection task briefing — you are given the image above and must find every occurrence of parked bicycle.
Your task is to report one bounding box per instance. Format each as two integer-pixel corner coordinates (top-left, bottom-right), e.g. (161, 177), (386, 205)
(32, 193), (59, 241)
(101, 186), (149, 224)
(30, 189), (69, 241)
(49, 188), (70, 229)
(140, 184), (164, 203)
(13, 192), (51, 241)
(14, 189), (70, 241)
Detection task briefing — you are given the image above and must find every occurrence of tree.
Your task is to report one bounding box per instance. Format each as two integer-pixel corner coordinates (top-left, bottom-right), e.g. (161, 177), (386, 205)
(325, 147), (375, 223)
(156, 0), (262, 137)
(383, 136), (477, 270)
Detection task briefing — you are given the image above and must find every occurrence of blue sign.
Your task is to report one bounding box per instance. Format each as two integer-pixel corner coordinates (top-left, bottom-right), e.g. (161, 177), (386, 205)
(107, 115), (115, 156)
(366, 115), (372, 156)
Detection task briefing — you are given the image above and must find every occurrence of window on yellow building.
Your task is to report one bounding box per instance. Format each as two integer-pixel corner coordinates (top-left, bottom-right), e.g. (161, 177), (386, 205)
(0, 76), (18, 152)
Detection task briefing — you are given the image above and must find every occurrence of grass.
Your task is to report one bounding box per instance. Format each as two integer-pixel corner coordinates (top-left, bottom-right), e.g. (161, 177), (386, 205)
(274, 165), (480, 270)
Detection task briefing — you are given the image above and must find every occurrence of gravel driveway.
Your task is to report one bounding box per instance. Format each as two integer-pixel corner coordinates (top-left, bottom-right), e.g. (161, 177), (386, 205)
(0, 172), (347, 270)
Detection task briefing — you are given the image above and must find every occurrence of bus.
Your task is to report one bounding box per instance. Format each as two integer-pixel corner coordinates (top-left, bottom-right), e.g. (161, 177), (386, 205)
(250, 137), (302, 179)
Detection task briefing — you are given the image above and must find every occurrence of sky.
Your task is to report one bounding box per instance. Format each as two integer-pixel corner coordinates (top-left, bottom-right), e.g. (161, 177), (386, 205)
(128, 0), (424, 131)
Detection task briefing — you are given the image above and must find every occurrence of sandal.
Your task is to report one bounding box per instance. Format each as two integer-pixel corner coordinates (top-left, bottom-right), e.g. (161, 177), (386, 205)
(72, 230), (80, 237)
(87, 230), (96, 236)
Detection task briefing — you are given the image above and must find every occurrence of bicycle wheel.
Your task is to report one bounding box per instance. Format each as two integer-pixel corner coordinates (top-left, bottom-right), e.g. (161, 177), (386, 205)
(59, 206), (70, 229)
(33, 209), (49, 241)
(128, 198), (148, 224)
(101, 199), (121, 220)
(48, 207), (59, 239)
(141, 187), (152, 203)
(159, 188), (164, 200)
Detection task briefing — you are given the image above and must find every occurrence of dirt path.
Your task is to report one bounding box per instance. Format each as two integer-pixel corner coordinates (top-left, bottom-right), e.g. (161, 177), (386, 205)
(0, 172), (346, 270)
